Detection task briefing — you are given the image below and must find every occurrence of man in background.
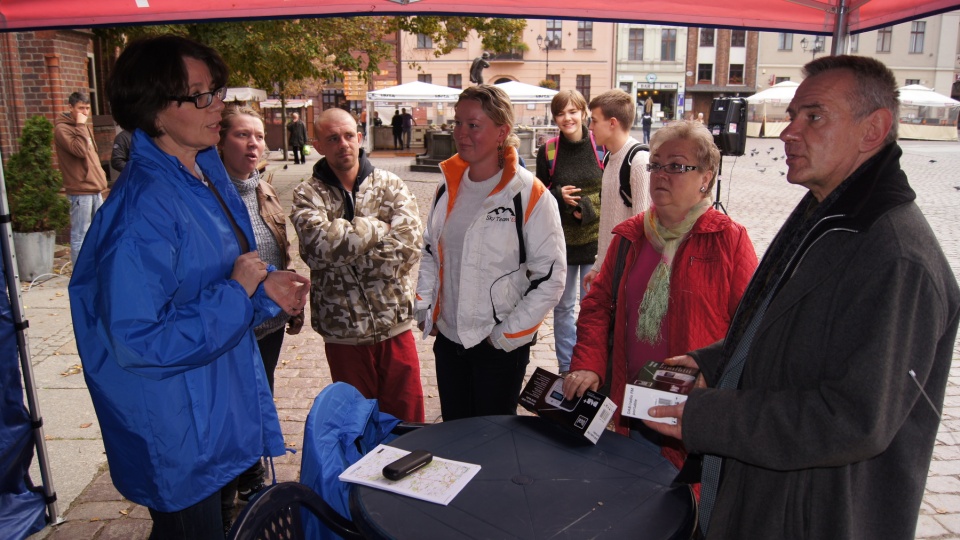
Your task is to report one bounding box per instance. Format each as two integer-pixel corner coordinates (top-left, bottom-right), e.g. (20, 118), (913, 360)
(400, 108), (416, 150)
(54, 91), (107, 267)
(287, 112), (307, 165)
(583, 89), (650, 291)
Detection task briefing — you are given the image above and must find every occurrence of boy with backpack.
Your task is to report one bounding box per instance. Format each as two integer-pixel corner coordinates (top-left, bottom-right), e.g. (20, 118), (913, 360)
(583, 89), (651, 291)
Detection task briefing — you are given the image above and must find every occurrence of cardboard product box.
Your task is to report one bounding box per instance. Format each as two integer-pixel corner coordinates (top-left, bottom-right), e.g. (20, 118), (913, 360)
(518, 367), (617, 444)
(623, 361), (698, 425)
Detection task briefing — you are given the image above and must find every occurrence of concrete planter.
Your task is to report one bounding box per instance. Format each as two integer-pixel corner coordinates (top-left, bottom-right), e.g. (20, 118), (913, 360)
(13, 230), (55, 281)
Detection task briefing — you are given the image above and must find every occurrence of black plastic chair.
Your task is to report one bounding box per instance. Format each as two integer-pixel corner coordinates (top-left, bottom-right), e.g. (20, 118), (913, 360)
(227, 481), (362, 540)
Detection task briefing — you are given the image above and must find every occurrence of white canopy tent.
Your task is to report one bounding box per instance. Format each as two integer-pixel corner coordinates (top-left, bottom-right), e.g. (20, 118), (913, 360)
(897, 85), (960, 141)
(364, 81), (462, 151)
(494, 81), (558, 104)
(746, 81), (799, 138)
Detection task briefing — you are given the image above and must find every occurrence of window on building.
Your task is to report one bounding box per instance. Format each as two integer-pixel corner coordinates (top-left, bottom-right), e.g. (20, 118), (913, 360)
(849, 34), (859, 53)
(577, 21), (593, 49)
(547, 20), (562, 49)
(628, 28), (644, 60)
(905, 78), (921, 86)
(697, 64), (713, 83)
(775, 76), (791, 84)
(547, 74), (560, 89)
(731, 30), (746, 47)
(86, 53), (99, 114)
(576, 75), (591, 101)
(877, 27), (892, 52)
(448, 74), (462, 89)
(661, 29), (677, 61)
(619, 82), (632, 93)
(700, 29), (715, 47)
(909, 21), (925, 53)
(778, 33), (793, 51)
(729, 64), (744, 85)
(418, 74), (432, 84)
(416, 34), (432, 49)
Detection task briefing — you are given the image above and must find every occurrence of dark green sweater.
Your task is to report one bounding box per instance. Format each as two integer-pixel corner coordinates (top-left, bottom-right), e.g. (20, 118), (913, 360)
(535, 126), (603, 265)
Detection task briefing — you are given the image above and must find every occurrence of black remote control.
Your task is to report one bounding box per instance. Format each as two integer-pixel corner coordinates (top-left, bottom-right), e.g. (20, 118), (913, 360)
(382, 449), (433, 481)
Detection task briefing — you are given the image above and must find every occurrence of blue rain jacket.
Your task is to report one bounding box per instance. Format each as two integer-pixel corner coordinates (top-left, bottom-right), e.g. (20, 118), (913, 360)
(69, 130), (286, 512)
(300, 382), (400, 539)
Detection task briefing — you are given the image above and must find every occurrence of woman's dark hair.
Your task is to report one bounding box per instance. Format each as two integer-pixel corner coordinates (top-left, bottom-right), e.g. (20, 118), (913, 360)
(108, 35), (228, 137)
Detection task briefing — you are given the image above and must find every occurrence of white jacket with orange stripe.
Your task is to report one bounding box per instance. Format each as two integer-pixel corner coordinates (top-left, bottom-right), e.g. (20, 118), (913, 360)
(416, 147), (566, 351)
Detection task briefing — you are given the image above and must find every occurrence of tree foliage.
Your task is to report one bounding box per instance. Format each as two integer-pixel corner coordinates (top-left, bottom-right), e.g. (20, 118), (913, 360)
(6, 116), (70, 233)
(95, 16), (526, 90)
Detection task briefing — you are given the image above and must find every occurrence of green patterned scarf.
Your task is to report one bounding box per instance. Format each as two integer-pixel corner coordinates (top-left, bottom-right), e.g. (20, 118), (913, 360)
(635, 199), (711, 343)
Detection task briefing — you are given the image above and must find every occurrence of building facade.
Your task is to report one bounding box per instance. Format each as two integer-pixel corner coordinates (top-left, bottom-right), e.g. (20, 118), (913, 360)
(396, 19), (614, 126)
(756, 11), (960, 98)
(0, 30), (112, 173)
(683, 28), (760, 122)
(615, 24), (689, 126)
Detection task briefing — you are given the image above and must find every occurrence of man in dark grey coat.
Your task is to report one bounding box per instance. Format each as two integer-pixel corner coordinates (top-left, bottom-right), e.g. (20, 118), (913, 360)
(287, 112), (307, 165)
(644, 56), (960, 539)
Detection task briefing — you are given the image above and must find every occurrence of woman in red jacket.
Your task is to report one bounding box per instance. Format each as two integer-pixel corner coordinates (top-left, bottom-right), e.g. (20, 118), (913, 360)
(562, 120), (758, 483)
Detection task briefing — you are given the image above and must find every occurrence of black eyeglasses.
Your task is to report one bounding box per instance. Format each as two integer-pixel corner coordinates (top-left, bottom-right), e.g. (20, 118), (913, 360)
(168, 87), (227, 109)
(646, 162), (699, 175)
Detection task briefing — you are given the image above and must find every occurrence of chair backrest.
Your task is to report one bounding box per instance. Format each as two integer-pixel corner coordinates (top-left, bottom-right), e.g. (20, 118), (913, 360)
(227, 482), (361, 540)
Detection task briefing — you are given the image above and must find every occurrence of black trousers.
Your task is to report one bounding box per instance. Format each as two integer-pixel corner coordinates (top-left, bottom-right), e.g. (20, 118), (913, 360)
(149, 488), (224, 539)
(434, 332), (530, 421)
(290, 145), (304, 164)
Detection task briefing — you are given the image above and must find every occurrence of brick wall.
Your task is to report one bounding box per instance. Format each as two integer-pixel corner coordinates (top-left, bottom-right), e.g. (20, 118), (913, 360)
(0, 29), (103, 167)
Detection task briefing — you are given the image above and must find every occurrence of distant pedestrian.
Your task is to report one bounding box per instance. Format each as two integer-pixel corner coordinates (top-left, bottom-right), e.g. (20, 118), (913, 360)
(54, 91), (108, 267)
(401, 107), (416, 149)
(641, 114), (652, 145)
(391, 109), (403, 150)
(110, 129), (133, 174)
(287, 112), (307, 164)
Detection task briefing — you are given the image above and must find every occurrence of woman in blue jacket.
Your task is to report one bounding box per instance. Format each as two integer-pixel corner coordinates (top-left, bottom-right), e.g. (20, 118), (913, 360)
(68, 36), (309, 539)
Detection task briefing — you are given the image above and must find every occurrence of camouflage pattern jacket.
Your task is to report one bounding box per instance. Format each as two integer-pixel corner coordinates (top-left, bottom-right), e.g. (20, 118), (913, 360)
(290, 153), (423, 344)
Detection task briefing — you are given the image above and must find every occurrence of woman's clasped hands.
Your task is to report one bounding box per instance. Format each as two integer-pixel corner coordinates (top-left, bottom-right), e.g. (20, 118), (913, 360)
(232, 250), (310, 315)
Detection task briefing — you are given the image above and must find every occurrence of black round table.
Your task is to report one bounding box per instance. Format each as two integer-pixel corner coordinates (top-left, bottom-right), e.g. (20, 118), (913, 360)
(349, 415), (696, 539)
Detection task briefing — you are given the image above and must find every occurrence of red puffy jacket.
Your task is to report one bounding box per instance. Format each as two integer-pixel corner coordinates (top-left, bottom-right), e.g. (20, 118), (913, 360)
(571, 208), (757, 474)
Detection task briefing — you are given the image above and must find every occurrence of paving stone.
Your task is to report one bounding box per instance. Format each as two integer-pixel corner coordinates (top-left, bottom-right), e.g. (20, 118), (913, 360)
(916, 514), (950, 538)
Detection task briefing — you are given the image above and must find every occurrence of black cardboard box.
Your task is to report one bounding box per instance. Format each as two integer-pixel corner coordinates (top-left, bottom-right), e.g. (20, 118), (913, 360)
(518, 367), (617, 444)
(622, 361), (698, 425)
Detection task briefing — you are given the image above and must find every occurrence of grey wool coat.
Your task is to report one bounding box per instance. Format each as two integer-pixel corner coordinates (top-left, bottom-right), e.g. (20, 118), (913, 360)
(684, 143), (960, 540)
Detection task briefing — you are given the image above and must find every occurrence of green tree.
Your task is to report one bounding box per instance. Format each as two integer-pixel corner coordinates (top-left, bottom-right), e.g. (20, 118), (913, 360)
(96, 17), (526, 155)
(5, 116), (70, 233)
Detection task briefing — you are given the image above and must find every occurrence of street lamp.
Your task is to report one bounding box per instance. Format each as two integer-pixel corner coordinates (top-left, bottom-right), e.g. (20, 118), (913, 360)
(536, 34), (556, 83)
(799, 36), (825, 60)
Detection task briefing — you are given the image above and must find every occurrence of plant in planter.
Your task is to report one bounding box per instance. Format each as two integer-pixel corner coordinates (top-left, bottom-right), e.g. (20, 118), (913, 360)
(538, 79), (558, 91)
(5, 115), (71, 280)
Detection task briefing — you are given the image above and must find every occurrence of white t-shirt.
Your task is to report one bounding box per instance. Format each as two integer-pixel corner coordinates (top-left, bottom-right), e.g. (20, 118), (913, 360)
(596, 137), (650, 268)
(436, 169), (503, 343)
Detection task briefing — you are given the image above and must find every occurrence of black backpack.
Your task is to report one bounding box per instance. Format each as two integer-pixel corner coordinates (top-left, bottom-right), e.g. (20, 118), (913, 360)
(602, 143), (648, 209)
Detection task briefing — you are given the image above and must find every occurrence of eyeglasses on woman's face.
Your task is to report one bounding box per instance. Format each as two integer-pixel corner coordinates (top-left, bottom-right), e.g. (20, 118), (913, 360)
(168, 86), (227, 109)
(646, 162), (699, 175)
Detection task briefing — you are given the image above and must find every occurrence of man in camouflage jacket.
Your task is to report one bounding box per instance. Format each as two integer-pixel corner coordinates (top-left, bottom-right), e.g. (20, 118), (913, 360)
(291, 108), (425, 422)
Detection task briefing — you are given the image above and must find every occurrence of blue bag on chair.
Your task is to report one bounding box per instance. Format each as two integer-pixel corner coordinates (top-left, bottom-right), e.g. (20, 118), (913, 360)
(300, 382), (401, 539)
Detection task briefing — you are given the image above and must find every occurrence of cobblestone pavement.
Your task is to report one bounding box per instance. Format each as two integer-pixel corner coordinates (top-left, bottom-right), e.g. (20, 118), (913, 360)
(22, 134), (960, 539)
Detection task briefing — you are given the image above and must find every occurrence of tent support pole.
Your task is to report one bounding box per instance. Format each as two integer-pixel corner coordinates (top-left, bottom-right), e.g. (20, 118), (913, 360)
(831, 0), (850, 55)
(0, 148), (59, 523)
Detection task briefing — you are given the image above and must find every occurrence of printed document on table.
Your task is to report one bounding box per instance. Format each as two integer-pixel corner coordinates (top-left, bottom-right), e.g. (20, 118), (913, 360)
(339, 444), (481, 505)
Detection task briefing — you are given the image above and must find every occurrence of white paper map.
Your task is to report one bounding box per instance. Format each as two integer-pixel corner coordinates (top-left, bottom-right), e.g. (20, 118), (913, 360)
(339, 444), (481, 505)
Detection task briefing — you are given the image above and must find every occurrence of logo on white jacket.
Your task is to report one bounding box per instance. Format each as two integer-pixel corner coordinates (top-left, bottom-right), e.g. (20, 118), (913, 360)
(486, 206), (517, 223)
